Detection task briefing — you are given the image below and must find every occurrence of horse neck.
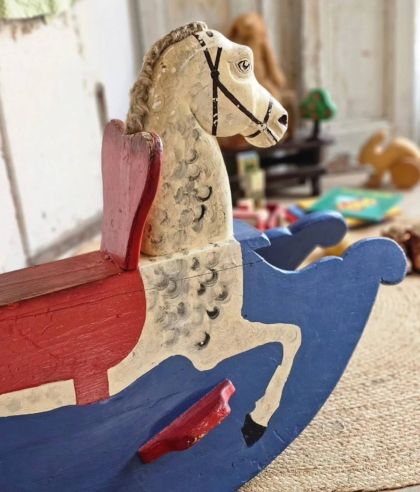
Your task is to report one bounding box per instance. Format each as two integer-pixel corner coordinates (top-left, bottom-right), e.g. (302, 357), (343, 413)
(142, 96), (233, 256)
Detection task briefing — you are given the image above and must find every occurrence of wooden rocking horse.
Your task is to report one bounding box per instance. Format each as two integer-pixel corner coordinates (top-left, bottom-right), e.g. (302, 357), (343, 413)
(0, 22), (406, 492)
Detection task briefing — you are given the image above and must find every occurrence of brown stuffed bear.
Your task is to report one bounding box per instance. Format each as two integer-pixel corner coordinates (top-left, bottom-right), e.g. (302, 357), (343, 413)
(219, 12), (298, 149)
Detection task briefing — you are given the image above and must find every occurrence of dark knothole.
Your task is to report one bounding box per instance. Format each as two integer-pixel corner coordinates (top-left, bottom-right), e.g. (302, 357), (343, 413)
(191, 257), (200, 270)
(203, 269), (218, 286)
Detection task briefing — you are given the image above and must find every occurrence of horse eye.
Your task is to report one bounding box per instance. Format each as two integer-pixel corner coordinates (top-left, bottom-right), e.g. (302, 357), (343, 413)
(236, 59), (252, 74)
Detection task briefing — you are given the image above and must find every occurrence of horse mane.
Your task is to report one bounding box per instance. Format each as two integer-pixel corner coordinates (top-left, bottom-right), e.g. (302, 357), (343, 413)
(126, 21), (208, 134)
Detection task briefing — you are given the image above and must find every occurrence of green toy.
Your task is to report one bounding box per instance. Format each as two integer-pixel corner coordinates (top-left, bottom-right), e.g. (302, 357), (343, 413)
(300, 88), (337, 140)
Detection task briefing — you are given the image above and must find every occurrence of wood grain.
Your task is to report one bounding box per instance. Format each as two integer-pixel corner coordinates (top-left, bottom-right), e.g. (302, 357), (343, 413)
(100, 120), (162, 270)
(0, 251), (120, 307)
(0, 122), (160, 406)
(0, 268), (145, 404)
(139, 379), (235, 463)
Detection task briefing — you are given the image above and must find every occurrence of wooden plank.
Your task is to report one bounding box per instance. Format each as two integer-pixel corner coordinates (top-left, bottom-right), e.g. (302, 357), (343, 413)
(139, 379), (236, 463)
(258, 211), (347, 270)
(0, 251), (121, 307)
(0, 268), (145, 405)
(100, 120), (162, 270)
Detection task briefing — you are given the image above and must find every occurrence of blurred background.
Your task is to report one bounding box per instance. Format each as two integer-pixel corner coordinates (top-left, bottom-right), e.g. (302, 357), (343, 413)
(1, 0), (420, 272)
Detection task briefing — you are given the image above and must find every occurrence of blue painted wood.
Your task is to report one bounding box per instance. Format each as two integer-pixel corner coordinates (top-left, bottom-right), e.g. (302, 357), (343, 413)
(0, 221), (406, 491)
(256, 211), (348, 270)
(233, 218), (270, 251)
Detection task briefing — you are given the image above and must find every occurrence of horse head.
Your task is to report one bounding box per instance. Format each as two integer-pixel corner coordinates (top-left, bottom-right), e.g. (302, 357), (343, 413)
(126, 22), (288, 256)
(188, 29), (288, 147)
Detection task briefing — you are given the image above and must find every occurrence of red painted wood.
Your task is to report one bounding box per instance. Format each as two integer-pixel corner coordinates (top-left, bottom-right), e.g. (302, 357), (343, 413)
(138, 380), (236, 463)
(0, 251), (121, 308)
(0, 269), (145, 404)
(0, 121), (161, 404)
(101, 120), (162, 271)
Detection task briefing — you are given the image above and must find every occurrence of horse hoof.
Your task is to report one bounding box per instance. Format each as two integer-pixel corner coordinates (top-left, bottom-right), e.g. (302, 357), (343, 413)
(241, 414), (267, 447)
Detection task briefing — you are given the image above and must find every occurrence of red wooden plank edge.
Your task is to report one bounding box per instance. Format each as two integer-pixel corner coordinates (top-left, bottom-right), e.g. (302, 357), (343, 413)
(0, 251), (121, 307)
(138, 379), (236, 464)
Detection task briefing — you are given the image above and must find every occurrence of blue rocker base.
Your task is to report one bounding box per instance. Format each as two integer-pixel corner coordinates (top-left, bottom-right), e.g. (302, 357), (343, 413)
(0, 212), (406, 492)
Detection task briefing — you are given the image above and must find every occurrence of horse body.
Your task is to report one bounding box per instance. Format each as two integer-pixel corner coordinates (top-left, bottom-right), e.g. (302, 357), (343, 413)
(108, 239), (300, 431)
(123, 25), (298, 433)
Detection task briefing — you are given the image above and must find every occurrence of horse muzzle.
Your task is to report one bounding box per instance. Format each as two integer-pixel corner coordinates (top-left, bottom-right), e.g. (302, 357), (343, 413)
(244, 107), (288, 148)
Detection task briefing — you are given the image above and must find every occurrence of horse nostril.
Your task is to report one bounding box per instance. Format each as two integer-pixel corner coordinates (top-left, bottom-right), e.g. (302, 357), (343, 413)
(278, 114), (288, 126)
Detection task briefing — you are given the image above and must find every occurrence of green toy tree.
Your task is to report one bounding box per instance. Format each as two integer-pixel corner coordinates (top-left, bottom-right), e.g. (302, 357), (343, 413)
(300, 88), (337, 140)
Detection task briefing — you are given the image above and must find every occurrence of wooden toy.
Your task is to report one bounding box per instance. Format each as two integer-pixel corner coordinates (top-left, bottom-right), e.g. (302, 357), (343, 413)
(358, 129), (420, 189)
(0, 22), (407, 492)
(236, 151), (266, 202)
(300, 88), (337, 140)
(233, 199), (285, 231)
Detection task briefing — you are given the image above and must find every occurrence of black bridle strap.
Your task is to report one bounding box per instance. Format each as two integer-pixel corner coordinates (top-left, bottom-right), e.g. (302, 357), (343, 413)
(245, 98), (273, 139)
(211, 47), (222, 134)
(193, 33), (278, 143)
(194, 34), (222, 135)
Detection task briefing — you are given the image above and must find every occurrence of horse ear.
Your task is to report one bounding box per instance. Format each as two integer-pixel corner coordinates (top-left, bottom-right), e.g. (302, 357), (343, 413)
(100, 120), (162, 270)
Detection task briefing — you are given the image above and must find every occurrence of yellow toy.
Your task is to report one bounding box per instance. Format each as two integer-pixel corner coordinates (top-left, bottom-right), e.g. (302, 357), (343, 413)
(358, 129), (420, 189)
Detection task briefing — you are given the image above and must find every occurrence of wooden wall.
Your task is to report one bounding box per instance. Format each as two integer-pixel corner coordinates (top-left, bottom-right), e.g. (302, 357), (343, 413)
(301, 0), (420, 155)
(0, 0), (139, 271)
(135, 0), (297, 85)
(135, 0), (420, 155)
(1, 0), (419, 272)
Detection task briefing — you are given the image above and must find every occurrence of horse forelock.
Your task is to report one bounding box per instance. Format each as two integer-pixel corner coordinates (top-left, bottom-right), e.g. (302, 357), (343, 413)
(126, 21), (208, 134)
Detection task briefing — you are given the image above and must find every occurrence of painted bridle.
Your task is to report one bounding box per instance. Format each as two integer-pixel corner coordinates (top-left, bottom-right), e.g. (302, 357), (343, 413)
(193, 32), (279, 144)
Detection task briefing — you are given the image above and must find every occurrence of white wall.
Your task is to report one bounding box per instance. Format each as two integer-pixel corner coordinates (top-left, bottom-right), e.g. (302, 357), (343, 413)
(0, 0), (140, 271)
(0, 152), (25, 273)
(301, 0), (420, 156)
(135, 0), (420, 157)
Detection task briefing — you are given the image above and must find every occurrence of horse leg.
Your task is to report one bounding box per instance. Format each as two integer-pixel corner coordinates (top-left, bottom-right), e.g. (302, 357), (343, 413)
(241, 322), (301, 446)
(248, 323), (301, 427)
(188, 320), (301, 446)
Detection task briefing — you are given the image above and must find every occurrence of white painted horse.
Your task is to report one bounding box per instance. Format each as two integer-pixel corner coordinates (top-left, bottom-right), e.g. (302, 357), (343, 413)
(115, 22), (299, 437)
